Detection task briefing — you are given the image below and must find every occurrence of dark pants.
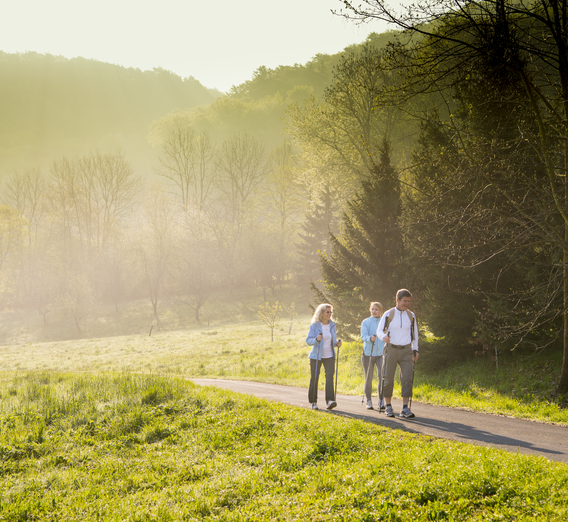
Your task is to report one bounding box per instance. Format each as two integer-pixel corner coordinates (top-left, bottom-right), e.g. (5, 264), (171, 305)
(308, 357), (335, 403)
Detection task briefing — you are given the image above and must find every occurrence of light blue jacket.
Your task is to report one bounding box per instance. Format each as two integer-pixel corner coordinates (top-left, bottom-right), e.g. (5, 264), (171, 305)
(306, 320), (338, 359)
(360, 315), (385, 356)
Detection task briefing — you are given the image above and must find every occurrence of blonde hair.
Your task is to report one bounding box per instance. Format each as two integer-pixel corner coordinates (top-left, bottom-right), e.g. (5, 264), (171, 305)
(312, 303), (332, 323)
(370, 301), (383, 313)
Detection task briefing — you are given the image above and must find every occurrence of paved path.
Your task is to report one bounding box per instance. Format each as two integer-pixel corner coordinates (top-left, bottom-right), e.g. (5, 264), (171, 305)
(192, 379), (568, 464)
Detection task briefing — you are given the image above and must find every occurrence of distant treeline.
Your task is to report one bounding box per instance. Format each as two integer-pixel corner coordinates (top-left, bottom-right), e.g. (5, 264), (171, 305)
(0, 51), (220, 174)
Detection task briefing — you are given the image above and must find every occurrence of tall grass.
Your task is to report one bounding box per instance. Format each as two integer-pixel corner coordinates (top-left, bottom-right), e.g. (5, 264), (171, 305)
(0, 372), (566, 520)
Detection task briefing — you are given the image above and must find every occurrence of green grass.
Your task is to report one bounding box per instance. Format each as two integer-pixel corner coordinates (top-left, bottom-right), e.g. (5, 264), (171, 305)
(1, 372), (567, 521)
(1, 284), (567, 425)
(412, 351), (567, 424)
(1, 313), (567, 425)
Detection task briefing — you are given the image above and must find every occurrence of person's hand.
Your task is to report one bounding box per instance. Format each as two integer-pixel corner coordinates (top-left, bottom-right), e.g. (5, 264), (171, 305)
(371, 335), (376, 342)
(413, 351), (419, 362)
(337, 339), (343, 348)
(316, 334), (323, 342)
(384, 335), (391, 344)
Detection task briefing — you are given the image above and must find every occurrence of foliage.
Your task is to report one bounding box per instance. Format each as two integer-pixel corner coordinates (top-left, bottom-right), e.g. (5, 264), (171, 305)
(312, 140), (405, 338)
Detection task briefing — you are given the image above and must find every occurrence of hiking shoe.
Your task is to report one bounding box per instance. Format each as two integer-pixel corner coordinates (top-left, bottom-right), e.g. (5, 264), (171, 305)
(379, 401), (386, 411)
(400, 406), (415, 418)
(366, 399), (374, 410)
(385, 405), (395, 417)
(326, 400), (337, 410)
(311, 402), (318, 410)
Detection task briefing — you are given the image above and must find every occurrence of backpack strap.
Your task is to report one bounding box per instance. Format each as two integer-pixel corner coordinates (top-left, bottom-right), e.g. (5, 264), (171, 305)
(383, 308), (395, 334)
(407, 310), (415, 342)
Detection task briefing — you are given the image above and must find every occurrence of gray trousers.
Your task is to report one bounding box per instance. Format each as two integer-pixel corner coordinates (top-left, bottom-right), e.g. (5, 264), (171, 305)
(361, 354), (383, 402)
(382, 344), (414, 398)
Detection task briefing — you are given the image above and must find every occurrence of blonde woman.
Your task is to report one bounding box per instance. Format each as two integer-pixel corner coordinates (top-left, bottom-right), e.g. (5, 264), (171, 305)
(360, 302), (385, 410)
(306, 303), (343, 410)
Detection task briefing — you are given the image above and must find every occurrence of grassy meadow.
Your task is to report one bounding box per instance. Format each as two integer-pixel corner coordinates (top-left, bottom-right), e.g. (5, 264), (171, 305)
(0, 372), (567, 521)
(0, 286), (566, 425)
(1, 287), (568, 519)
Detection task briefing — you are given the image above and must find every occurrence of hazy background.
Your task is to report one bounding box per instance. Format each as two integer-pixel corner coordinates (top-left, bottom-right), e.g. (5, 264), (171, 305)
(0, 0), (389, 92)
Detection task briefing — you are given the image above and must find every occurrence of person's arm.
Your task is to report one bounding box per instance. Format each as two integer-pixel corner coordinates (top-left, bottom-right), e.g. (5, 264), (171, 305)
(360, 318), (372, 343)
(377, 313), (388, 343)
(306, 323), (318, 346)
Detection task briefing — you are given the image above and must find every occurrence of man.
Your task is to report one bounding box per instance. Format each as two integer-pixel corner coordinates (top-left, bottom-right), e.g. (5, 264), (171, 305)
(376, 289), (419, 418)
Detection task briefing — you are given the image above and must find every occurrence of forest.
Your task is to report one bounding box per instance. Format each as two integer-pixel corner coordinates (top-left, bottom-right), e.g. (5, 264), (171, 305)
(1, 0), (568, 396)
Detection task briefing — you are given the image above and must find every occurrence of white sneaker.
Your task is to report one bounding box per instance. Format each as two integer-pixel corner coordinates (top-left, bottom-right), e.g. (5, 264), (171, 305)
(400, 406), (415, 418)
(366, 399), (374, 410)
(326, 400), (337, 410)
(311, 402), (318, 410)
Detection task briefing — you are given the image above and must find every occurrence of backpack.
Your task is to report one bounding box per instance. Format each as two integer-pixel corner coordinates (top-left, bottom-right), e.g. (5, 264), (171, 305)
(383, 308), (415, 341)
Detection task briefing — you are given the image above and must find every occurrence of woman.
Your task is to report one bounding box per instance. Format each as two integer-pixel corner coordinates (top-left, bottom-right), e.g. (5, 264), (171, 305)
(306, 303), (343, 410)
(360, 301), (385, 411)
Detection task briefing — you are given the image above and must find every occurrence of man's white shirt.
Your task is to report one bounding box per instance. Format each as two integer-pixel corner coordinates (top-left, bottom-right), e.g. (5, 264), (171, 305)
(376, 308), (419, 351)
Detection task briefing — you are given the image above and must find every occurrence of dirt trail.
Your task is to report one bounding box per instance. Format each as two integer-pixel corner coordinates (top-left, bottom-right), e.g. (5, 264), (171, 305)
(192, 379), (568, 464)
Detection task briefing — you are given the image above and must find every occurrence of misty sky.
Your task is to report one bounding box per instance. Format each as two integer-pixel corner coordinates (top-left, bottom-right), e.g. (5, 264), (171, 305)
(0, 0), (395, 92)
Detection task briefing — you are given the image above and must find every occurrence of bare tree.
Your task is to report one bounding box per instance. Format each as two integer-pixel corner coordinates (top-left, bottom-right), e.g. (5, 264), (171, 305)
(216, 131), (268, 226)
(175, 207), (219, 324)
(48, 150), (141, 260)
(258, 301), (283, 342)
(155, 123), (217, 210)
(53, 271), (98, 334)
(134, 183), (179, 328)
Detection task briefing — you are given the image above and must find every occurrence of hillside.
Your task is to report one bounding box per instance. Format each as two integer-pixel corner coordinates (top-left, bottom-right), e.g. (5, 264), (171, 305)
(0, 51), (221, 177)
(0, 32), (396, 178)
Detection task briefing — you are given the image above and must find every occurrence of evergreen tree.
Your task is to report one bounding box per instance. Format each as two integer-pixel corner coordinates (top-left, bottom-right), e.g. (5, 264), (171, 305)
(311, 139), (404, 338)
(295, 187), (337, 290)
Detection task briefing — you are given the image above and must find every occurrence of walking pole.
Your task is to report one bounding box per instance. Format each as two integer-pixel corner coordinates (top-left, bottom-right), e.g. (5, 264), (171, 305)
(334, 339), (341, 399)
(313, 339), (322, 404)
(362, 339), (375, 406)
(409, 359), (416, 409)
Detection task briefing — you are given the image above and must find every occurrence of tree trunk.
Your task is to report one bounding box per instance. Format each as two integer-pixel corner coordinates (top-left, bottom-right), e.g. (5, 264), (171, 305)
(559, 184), (568, 395)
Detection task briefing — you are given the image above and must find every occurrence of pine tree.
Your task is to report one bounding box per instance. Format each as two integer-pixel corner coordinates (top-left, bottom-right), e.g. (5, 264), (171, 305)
(295, 186), (337, 290)
(311, 139), (404, 338)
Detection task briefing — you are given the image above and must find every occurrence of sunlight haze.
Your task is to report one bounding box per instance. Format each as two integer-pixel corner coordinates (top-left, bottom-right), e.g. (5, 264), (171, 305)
(0, 0), (389, 91)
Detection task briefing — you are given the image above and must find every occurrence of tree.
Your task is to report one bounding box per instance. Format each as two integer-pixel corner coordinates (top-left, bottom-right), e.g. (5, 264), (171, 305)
(174, 207), (219, 324)
(48, 150), (141, 265)
(53, 271), (98, 334)
(286, 43), (411, 200)
(154, 122), (217, 210)
(208, 131), (268, 292)
(311, 139), (405, 338)
(247, 226), (284, 301)
(216, 130), (268, 226)
(0, 205), (26, 308)
(296, 186), (338, 289)
(258, 301), (283, 342)
(134, 183), (179, 328)
(340, 0), (568, 393)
